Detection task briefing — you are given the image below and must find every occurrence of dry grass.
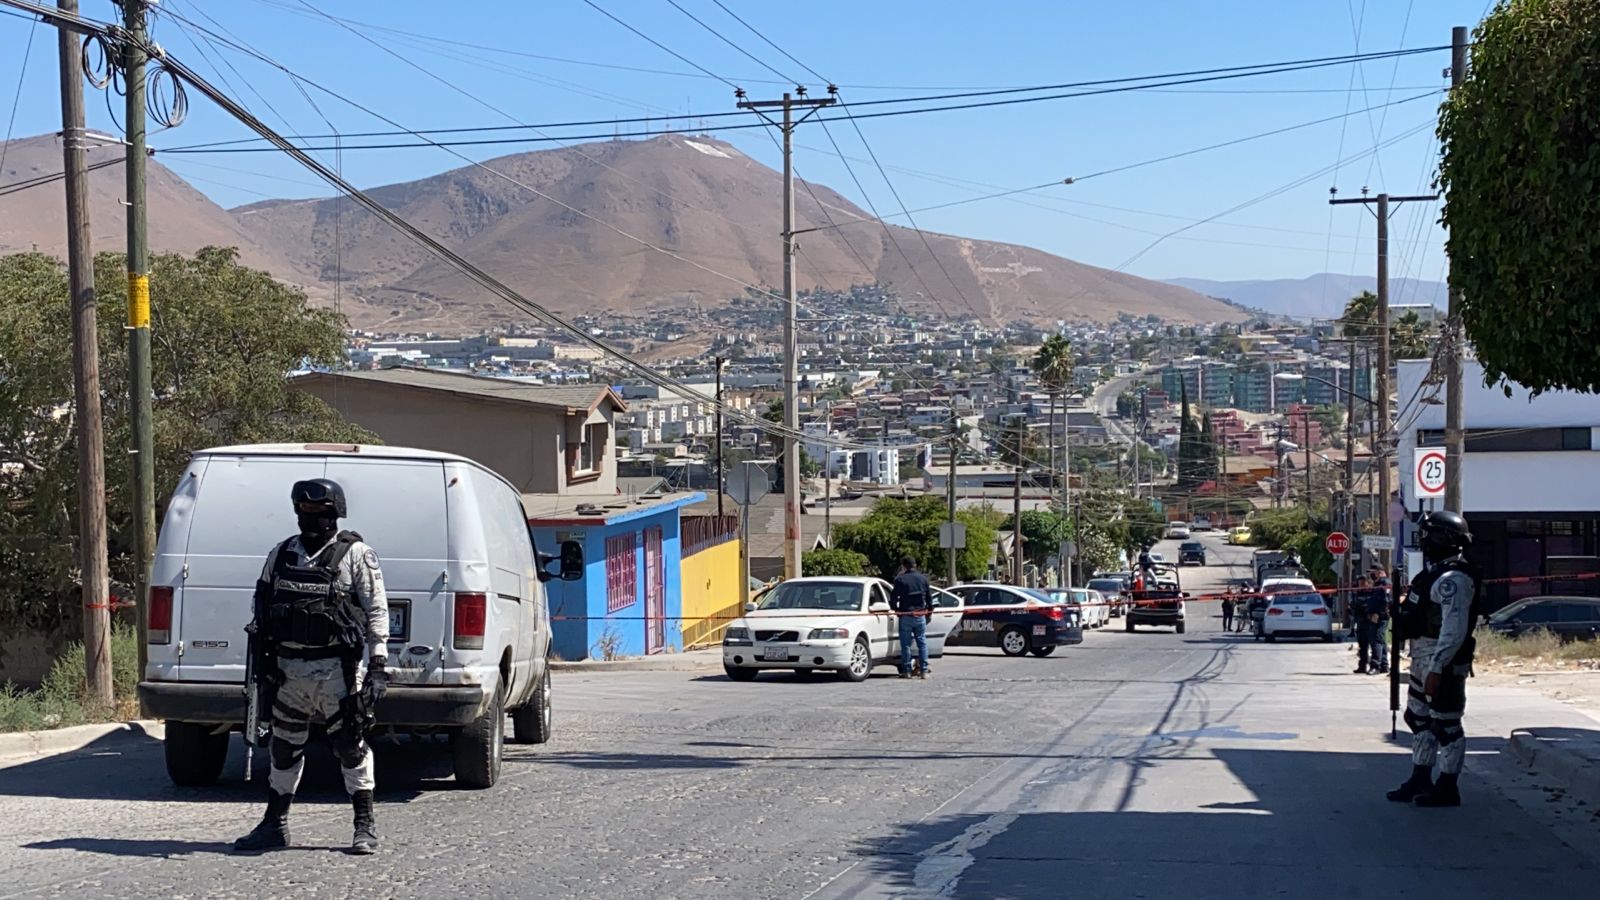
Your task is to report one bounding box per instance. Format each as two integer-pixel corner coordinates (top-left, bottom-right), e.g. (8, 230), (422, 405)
(1476, 628), (1600, 670)
(0, 624), (140, 732)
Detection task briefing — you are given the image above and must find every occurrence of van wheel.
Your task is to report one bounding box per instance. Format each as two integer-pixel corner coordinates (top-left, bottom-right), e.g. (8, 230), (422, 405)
(163, 721), (229, 787)
(511, 668), (552, 745)
(452, 678), (505, 789)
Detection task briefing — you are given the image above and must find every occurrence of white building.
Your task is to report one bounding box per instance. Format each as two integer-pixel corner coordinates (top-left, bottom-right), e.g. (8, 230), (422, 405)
(1396, 358), (1600, 609)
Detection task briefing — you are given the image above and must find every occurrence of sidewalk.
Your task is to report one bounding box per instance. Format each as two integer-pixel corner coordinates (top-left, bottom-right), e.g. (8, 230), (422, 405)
(550, 647), (722, 673)
(0, 720), (162, 767)
(1462, 670), (1600, 808)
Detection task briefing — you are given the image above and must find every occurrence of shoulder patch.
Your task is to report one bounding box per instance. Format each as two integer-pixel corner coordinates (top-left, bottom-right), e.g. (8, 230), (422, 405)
(363, 548), (380, 568)
(1437, 576), (1459, 599)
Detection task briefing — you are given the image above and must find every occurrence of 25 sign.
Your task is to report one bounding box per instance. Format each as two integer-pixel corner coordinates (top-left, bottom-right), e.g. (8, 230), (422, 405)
(1414, 448), (1447, 499)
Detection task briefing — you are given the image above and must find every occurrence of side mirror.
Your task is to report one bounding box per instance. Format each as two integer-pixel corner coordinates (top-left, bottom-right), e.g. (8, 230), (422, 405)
(1181, 592), (1191, 599)
(869, 601), (891, 613)
(559, 540), (584, 581)
(744, 601), (758, 612)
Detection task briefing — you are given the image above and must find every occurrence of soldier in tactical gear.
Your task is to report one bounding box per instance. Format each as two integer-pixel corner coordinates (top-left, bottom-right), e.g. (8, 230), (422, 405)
(1387, 510), (1478, 808)
(234, 479), (390, 855)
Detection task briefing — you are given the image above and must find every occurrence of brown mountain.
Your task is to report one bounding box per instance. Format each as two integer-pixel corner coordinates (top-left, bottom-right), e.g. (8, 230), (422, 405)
(229, 134), (1244, 330)
(0, 133), (311, 283)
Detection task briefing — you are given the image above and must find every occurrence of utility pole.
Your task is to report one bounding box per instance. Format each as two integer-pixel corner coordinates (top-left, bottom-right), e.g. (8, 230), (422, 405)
(121, 0), (155, 671)
(1303, 411), (1312, 506)
(1330, 190), (1436, 568)
(737, 87), (836, 581)
(946, 413), (959, 586)
(1344, 340), (1357, 593)
(1011, 415), (1025, 586)
(58, 0), (112, 708)
(1443, 24), (1469, 513)
(714, 356), (725, 519)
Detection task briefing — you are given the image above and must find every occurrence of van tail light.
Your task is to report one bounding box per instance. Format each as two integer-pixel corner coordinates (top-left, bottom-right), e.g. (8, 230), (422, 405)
(149, 586), (173, 644)
(1045, 605), (1065, 621)
(454, 592), (487, 650)
(1267, 607), (1284, 616)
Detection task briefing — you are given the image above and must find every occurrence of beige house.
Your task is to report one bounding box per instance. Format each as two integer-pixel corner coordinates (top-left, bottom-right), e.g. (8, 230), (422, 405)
(291, 368), (625, 495)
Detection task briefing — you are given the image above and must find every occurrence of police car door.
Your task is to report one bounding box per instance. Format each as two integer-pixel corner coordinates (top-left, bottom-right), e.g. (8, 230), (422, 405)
(926, 587), (963, 657)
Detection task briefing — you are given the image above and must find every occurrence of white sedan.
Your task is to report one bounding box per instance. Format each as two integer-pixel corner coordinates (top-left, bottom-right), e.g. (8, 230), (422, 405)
(1048, 588), (1109, 629)
(721, 577), (963, 682)
(1258, 578), (1335, 643)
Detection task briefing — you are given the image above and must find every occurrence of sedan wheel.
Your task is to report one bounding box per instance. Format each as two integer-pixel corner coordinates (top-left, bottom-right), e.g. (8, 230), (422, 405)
(841, 636), (872, 682)
(1000, 627), (1029, 657)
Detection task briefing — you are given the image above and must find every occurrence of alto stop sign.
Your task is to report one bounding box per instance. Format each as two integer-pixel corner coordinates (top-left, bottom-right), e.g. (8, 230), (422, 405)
(1325, 531), (1350, 555)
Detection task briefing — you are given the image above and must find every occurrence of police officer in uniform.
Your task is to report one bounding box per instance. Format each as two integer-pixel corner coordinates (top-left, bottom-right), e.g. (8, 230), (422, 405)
(234, 479), (390, 854)
(1387, 510), (1477, 808)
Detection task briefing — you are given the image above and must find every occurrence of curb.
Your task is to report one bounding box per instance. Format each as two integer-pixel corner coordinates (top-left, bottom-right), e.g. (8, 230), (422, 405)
(0, 719), (164, 766)
(1509, 728), (1600, 808)
(550, 651), (721, 673)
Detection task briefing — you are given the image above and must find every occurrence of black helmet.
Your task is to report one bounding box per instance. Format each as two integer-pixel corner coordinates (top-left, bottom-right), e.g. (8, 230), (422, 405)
(1418, 510), (1470, 562)
(291, 478), (347, 518)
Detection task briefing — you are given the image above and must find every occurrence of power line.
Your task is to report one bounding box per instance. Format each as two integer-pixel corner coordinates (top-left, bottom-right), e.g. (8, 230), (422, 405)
(579, 0), (738, 89)
(0, 10), (36, 179)
(155, 45), (1451, 153)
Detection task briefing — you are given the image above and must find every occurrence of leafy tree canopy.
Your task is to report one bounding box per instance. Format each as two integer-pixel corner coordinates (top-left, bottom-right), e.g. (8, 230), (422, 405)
(0, 249), (373, 626)
(802, 547), (869, 577)
(831, 495), (998, 583)
(1439, 0), (1600, 393)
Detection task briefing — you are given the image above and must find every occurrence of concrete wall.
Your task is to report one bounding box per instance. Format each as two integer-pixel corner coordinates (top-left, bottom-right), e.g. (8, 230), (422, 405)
(680, 539), (743, 649)
(533, 508), (686, 661)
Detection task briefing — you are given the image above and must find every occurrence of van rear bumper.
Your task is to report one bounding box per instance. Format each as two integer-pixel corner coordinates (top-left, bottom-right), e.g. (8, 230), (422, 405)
(138, 681), (490, 728)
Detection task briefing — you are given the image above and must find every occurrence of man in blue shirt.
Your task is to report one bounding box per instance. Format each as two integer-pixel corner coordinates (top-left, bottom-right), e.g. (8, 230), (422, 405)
(891, 556), (934, 679)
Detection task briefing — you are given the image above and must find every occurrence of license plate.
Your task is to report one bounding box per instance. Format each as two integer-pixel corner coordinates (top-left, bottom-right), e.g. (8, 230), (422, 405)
(1033, 625), (1047, 636)
(1292, 610), (1304, 617)
(762, 645), (790, 661)
(388, 600), (410, 640)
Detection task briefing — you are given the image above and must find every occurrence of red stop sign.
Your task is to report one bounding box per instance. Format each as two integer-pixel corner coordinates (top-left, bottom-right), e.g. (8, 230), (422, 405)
(1325, 531), (1350, 555)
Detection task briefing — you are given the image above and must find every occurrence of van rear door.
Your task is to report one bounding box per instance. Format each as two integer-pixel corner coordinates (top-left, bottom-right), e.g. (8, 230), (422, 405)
(324, 457), (451, 685)
(177, 454), (323, 682)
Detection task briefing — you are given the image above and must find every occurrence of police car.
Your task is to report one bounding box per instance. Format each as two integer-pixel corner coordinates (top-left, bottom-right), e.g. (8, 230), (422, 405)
(944, 583), (1085, 657)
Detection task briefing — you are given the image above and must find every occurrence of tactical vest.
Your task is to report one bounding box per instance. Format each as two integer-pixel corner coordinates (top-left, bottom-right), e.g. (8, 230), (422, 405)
(262, 532), (365, 654)
(1401, 558), (1480, 640)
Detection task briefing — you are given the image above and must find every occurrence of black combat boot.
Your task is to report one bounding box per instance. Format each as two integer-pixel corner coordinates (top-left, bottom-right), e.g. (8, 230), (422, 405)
(1412, 772), (1461, 808)
(233, 791), (293, 853)
(1385, 764), (1434, 803)
(350, 789), (379, 855)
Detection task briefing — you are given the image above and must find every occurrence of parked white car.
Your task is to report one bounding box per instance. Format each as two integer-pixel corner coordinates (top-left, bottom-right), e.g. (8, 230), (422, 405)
(138, 443), (582, 790)
(1258, 577), (1334, 643)
(721, 577), (963, 681)
(1048, 588), (1109, 629)
(1165, 522), (1191, 539)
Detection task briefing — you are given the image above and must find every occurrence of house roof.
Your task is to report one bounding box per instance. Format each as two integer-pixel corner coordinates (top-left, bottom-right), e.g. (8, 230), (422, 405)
(523, 491), (705, 526)
(296, 367), (627, 414)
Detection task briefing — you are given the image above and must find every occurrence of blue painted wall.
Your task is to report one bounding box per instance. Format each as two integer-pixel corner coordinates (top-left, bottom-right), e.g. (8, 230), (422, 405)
(532, 495), (697, 660)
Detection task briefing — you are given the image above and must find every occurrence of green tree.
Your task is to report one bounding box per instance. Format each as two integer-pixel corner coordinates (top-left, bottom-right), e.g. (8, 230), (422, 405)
(1342, 291), (1380, 340)
(0, 249), (373, 626)
(1032, 333), (1073, 499)
(1439, 0), (1600, 394)
(1391, 310), (1432, 360)
(1010, 509), (1072, 567)
(832, 495), (997, 583)
(802, 547), (869, 577)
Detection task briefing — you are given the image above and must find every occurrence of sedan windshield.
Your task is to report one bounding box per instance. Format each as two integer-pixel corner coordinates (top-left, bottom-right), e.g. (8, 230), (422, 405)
(755, 581), (864, 612)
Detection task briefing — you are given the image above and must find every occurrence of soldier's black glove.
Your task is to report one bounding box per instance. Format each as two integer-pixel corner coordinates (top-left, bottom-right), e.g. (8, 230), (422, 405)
(362, 656), (389, 708)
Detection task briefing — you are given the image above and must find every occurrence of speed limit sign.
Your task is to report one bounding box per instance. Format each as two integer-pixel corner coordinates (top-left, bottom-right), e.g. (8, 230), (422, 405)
(1414, 448), (1447, 499)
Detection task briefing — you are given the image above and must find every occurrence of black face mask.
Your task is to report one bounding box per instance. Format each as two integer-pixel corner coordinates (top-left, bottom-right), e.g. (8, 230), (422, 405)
(298, 511), (339, 540)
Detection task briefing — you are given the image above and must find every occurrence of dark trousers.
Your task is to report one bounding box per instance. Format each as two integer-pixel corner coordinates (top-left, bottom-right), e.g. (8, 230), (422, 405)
(1221, 606), (1234, 631)
(1357, 621), (1388, 671)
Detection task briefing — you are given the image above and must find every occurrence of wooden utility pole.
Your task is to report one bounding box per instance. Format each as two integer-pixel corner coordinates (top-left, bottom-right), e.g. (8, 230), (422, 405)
(1012, 415), (1025, 586)
(1330, 190), (1436, 568)
(714, 356), (725, 519)
(1303, 411), (1312, 505)
(946, 413), (959, 585)
(737, 88), (835, 581)
(121, 0), (155, 671)
(1443, 25), (1469, 513)
(57, 0), (112, 708)
(1344, 340), (1357, 593)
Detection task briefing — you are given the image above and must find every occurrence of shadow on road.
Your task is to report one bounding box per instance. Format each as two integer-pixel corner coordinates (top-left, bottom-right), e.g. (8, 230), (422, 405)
(0, 731), (460, 802)
(19, 837), (348, 858)
(847, 741), (1588, 899)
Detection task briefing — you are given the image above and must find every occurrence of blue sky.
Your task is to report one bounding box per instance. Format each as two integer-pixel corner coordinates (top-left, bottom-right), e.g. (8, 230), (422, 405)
(0, 1), (1495, 288)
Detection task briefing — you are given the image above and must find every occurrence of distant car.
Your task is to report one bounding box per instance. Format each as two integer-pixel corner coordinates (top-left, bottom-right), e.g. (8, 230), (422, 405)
(1048, 588), (1109, 629)
(721, 577), (964, 681)
(1258, 578), (1333, 643)
(945, 584), (1084, 657)
(1166, 522), (1191, 539)
(1190, 520), (1214, 532)
(1178, 541), (1207, 567)
(1484, 596), (1600, 641)
(1087, 577), (1129, 617)
(1228, 526), (1252, 545)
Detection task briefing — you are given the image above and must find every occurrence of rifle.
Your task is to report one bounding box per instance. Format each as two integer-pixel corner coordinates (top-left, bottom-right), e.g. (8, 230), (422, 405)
(242, 623), (273, 780)
(1389, 565), (1405, 740)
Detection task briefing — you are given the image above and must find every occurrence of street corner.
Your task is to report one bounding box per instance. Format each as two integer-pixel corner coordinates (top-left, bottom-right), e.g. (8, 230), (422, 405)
(0, 720), (164, 767)
(549, 648), (723, 673)
(1508, 726), (1600, 810)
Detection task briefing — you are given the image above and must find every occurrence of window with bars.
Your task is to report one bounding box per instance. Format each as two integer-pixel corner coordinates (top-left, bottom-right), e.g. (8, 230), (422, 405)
(605, 533), (637, 613)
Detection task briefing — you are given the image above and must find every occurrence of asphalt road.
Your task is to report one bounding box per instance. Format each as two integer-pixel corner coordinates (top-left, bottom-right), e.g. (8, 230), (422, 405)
(2, 530), (1595, 898)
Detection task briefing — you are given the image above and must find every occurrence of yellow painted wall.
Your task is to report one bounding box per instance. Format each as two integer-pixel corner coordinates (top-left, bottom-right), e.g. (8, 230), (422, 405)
(680, 539), (743, 649)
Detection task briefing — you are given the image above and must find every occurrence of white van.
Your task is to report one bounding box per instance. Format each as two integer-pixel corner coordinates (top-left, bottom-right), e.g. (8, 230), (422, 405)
(137, 443), (582, 790)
